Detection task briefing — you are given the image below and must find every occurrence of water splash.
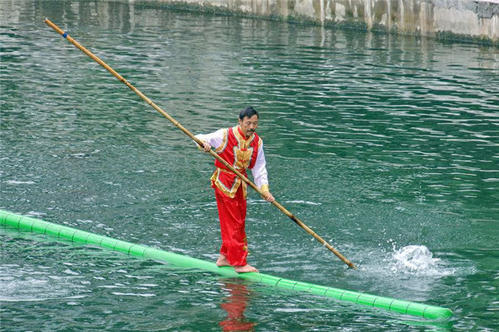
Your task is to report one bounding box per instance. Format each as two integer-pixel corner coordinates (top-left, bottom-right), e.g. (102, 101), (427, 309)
(392, 245), (439, 271)
(358, 243), (458, 280)
(389, 245), (453, 277)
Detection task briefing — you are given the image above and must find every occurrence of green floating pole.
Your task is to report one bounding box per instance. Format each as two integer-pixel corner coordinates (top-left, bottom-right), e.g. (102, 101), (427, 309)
(0, 209), (452, 320)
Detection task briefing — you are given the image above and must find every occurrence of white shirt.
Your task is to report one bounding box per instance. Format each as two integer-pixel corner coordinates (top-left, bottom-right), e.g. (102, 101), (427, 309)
(195, 128), (270, 191)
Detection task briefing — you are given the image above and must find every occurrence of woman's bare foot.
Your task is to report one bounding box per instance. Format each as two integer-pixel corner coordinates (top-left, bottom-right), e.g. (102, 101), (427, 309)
(216, 255), (231, 267)
(234, 264), (258, 273)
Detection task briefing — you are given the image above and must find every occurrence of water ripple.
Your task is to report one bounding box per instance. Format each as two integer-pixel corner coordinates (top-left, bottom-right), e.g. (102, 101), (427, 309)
(1, 1), (498, 330)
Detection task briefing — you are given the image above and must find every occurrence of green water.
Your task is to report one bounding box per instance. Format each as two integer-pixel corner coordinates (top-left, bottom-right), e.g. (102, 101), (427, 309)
(1, 0), (498, 330)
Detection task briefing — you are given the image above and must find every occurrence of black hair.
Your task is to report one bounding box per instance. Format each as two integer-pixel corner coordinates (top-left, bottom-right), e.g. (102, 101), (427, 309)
(239, 106), (259, 120)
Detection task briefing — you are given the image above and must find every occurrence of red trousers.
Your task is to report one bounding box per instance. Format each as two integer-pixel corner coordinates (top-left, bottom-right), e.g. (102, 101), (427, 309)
(215, 186), (248, 266)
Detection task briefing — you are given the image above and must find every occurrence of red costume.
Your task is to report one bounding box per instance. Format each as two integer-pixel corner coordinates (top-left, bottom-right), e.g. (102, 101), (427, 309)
(197, 126), (269, 266)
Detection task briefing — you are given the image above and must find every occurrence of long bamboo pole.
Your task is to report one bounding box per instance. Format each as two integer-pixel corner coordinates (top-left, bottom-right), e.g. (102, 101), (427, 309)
(44, 18), (356, 269)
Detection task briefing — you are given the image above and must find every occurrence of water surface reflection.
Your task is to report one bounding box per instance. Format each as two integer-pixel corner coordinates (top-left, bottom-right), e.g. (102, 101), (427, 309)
(219, 281), (256, 331)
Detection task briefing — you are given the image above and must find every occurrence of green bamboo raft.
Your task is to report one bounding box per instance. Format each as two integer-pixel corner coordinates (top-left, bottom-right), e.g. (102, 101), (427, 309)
(0, 209), (452, 320)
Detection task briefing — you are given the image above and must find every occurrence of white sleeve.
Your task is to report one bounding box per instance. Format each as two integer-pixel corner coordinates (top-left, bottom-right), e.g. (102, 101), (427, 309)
(251, 142), (270, 192)
(194, 128), (225, 150)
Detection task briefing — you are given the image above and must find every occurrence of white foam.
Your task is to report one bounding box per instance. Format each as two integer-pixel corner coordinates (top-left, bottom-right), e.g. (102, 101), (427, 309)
(5, 180), (35, 185)
(393, 245), (439, 271)
(389, 245), (455, 277)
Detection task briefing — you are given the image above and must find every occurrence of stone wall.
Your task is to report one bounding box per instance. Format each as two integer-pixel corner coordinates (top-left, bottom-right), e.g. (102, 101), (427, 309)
(137, 0), (498, 44)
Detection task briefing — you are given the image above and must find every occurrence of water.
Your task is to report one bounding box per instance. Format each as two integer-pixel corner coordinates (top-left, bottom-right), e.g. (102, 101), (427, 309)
(1, 0), (498, 330)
